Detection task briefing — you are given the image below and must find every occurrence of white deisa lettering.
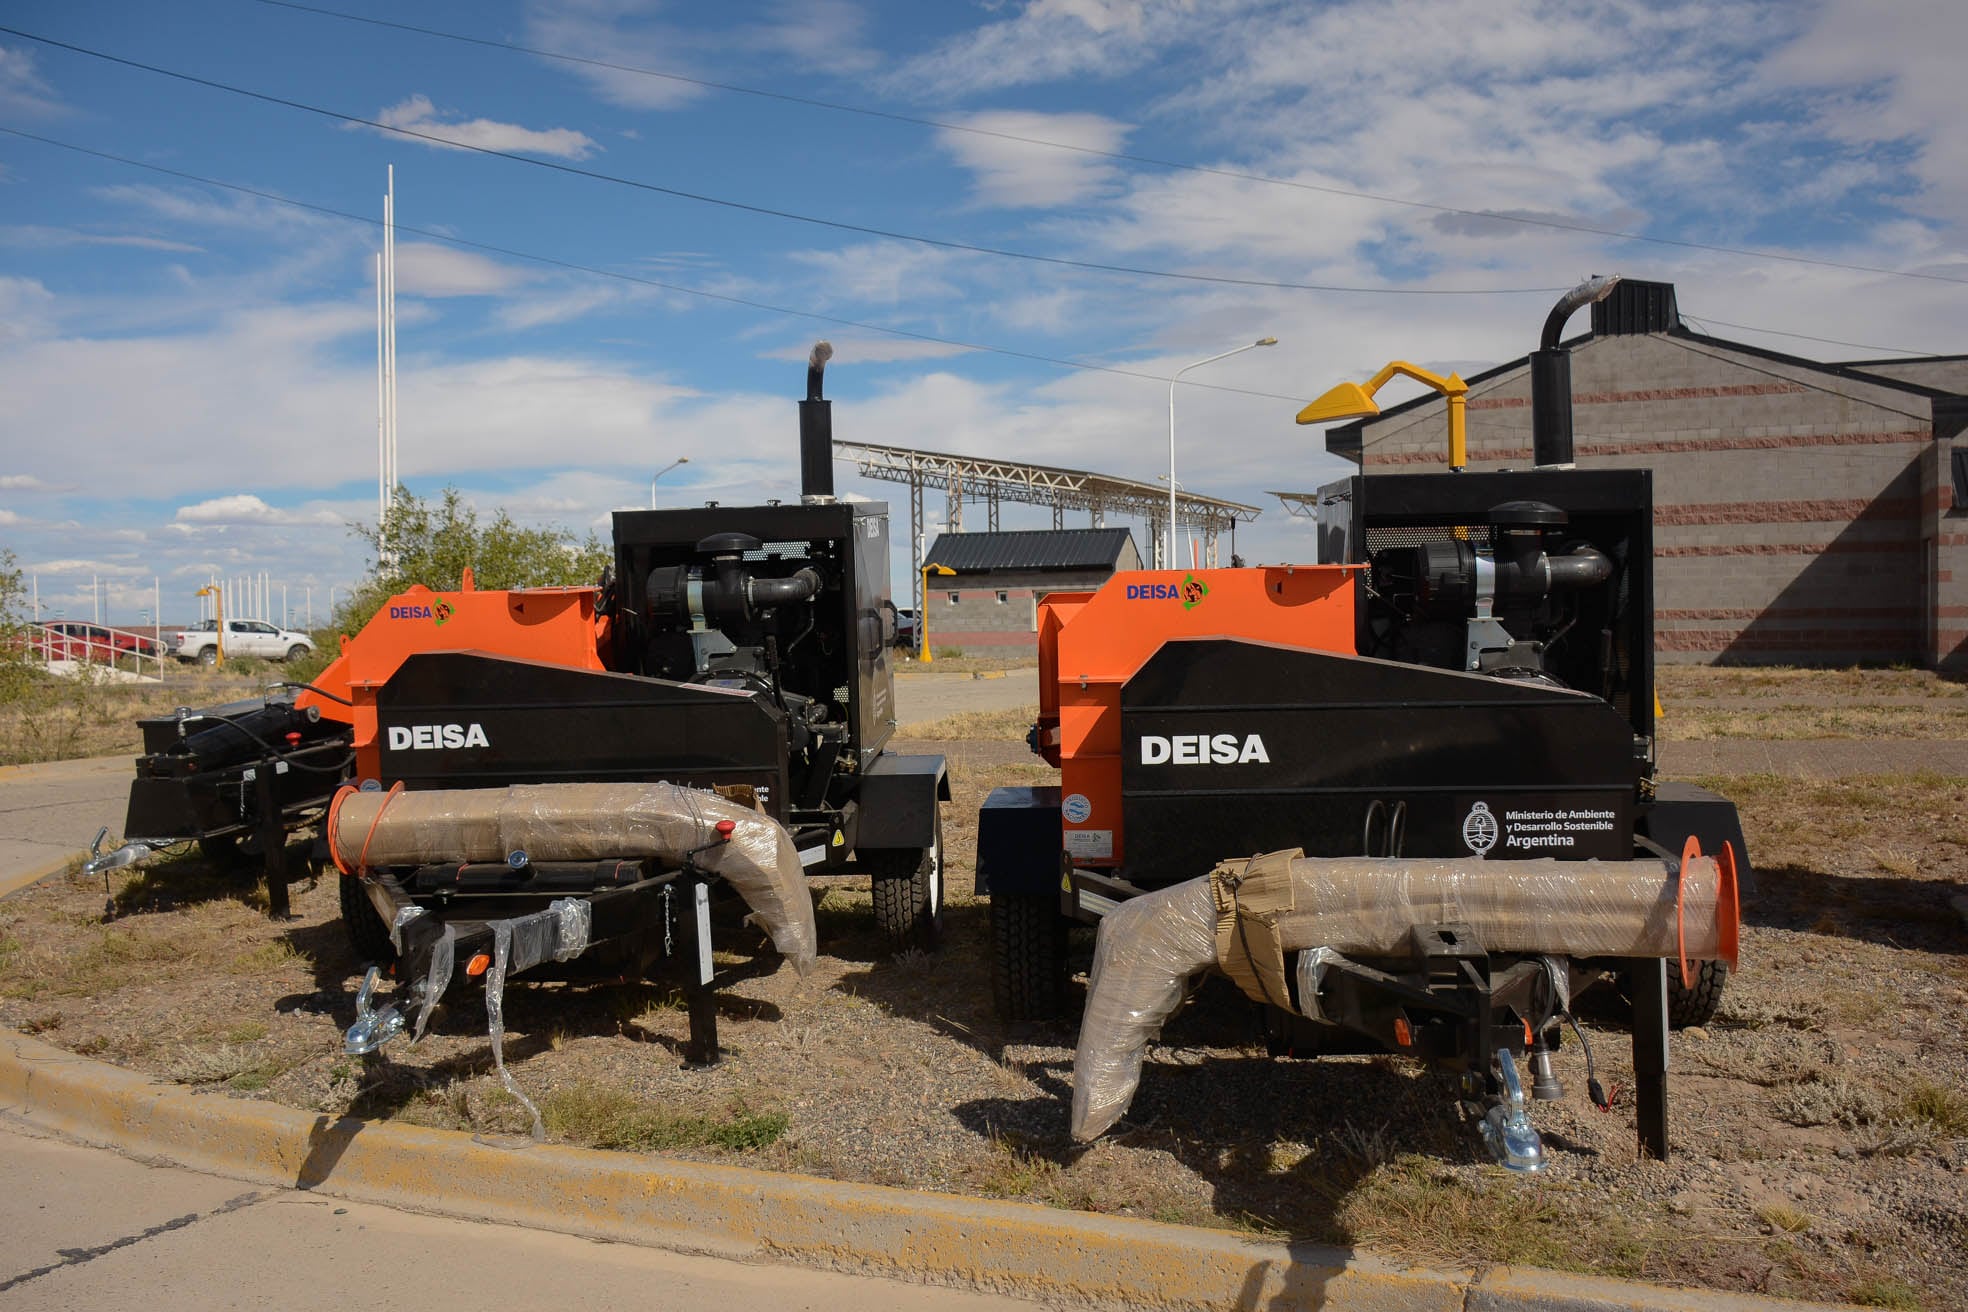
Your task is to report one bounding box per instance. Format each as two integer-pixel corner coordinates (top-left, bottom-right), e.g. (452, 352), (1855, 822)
(387, 723), (491, 751)
(1138, 733), (1269, 765)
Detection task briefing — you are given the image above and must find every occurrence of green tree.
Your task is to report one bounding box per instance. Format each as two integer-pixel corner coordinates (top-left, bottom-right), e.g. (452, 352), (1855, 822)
(335, 487), (612, 634)
(0, 548), (35, 703)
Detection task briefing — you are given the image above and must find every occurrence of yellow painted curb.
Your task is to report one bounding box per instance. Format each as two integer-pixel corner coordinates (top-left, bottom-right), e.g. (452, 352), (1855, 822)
(0, 1032), (1859, 1312)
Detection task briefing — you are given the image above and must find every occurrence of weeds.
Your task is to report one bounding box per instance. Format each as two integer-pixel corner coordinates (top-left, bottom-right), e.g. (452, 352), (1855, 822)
(896, 705), (1037, 741)
(1899, 1082), (1968, 1136)
(1758, 1204), (1812, 1234)
(538, 1082), (787, 1153)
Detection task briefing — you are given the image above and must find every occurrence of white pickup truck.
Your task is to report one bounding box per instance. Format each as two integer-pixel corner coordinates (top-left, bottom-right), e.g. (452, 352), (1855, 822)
(172, 619), (315, 664)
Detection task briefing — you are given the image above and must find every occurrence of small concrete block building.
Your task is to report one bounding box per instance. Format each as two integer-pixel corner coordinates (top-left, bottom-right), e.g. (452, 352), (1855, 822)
(922, 528), (1141, 651)
(1324, 281), (1968, 669)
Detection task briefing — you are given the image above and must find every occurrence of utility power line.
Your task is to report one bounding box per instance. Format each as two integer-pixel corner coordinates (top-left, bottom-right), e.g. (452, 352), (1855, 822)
(245, 0), (1968, 290)
(0, 125), (1320, 402)
(0, 24), (1567, 298)
(3, 127), (1936, 372)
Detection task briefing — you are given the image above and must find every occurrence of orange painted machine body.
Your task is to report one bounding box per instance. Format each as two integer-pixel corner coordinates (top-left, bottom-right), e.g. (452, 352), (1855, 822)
(1035, 566), (1359, 870)
(298, 581), (611, 781)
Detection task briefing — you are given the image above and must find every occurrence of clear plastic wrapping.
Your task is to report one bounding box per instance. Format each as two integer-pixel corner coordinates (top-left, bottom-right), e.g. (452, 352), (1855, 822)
(332, 782), (817, 974)
(1071, 877), (1219, 1142)
(1070, 850), (1737, 1141)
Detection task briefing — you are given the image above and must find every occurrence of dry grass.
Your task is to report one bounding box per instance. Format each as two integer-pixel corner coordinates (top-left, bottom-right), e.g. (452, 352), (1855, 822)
(1661, 703), (1968, 741)
(892, 652), (1037, 675)
(897, 705), (1037, 740)
(0, 665), (281, 766)
(540, 1082), (789, 1152)
(1657, 665), (1965, 701)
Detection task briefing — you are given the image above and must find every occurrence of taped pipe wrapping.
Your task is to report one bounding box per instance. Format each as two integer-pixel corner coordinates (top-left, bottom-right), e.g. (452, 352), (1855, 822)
(1071, 849), (1738, 1141)
(331, 783), (817, 975)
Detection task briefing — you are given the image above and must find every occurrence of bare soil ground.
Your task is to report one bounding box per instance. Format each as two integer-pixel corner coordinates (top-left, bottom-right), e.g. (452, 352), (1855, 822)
(2, 672), (1965, 1309)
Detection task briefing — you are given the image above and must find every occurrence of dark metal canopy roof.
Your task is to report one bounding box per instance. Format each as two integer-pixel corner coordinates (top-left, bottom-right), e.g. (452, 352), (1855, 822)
(924, 528), (1136, 574)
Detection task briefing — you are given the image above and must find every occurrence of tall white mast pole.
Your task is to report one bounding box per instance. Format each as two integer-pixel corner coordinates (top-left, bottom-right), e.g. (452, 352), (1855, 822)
(376, 250), (386, 528)
(385, 164), (398, 505)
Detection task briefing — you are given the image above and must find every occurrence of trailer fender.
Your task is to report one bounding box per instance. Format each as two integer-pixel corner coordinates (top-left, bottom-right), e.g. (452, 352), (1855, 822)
(1642, 782), (1753, 894)
(975, 785), (1064, 897)
(855, 753), (949, 851)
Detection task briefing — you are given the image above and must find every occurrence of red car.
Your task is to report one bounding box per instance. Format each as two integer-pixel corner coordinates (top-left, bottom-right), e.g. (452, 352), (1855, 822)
(32, 621), (162, 663)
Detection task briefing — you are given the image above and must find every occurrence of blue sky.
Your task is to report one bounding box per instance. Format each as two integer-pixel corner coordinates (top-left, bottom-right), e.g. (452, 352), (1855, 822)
(2, 0), (1965, 626)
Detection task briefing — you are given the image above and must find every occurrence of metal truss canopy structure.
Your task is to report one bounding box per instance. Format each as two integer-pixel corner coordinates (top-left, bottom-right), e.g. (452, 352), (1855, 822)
(1269, 490), (1323, 520)
(834, 439), (1262, 618)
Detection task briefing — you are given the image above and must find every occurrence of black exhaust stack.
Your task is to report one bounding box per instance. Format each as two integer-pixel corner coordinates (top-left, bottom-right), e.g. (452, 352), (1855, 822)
(1530, 276), (1620, 467)
(799, 340), (836, 502)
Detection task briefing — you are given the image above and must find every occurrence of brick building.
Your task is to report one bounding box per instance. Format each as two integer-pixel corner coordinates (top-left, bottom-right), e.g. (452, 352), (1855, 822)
(921, 529), (1141, 652)
(1322, 281), (1968, 669)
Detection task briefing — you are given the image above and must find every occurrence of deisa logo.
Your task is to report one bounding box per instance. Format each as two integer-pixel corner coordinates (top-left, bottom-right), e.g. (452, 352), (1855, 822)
(433, 598), (455, 627)
(1180, 573), (1209, 610)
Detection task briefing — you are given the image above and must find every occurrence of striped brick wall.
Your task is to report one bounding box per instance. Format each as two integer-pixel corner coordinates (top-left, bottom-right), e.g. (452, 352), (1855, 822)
(1352, 331), (1963, 668)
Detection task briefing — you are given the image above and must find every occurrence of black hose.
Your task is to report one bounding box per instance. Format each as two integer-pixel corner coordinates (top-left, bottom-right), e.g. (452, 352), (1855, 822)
(178, 708), (355, 774)
(747, 567), (822, 609)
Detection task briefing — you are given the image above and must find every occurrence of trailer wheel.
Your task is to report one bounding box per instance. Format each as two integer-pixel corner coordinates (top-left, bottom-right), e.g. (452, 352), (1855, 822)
(866, 811), (943, 952)
(1666, 959), (1727, 1028)
(339, 875), (396, 966)
(990, 892), (1067, 1023)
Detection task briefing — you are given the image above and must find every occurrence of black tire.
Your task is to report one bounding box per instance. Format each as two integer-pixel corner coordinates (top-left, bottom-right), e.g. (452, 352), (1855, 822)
(1667, 959), (1727, 1028)
(866, 811), (944, 952)
(197, 834), (241, 866)
(339, 874), (397, 965)
(196, 645), (218, 666)
(285, 644), (309, 662)
(990, 891), (1068, 1023)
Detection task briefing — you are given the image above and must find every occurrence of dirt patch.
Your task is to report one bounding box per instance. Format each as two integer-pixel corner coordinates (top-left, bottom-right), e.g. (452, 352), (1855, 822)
(4, 675), (1967, 1307)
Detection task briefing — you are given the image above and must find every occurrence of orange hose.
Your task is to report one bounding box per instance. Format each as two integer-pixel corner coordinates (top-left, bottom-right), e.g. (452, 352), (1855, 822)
(325, 784), (358, 876)
(355, 780), (406, 874)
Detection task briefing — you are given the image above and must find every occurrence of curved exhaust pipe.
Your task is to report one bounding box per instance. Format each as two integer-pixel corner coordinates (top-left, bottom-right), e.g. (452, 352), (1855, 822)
(1531, 275), (1621, 467)
(800, 340), (836, 502)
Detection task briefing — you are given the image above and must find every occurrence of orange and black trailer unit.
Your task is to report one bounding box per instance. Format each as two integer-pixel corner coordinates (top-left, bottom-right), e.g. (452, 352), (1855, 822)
(94, 344), (948, 1072)
(977, 284), (1748, 1167)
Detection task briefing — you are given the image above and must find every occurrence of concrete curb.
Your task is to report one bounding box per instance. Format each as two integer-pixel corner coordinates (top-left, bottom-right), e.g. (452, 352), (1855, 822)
(0, 850), (84, 902)
(0, 1031), (1858, 1312)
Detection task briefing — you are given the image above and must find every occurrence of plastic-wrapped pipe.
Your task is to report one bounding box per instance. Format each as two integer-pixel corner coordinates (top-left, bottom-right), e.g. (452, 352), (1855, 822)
(330, 782), (817, 975)
(1071, 850), (1737, 1141)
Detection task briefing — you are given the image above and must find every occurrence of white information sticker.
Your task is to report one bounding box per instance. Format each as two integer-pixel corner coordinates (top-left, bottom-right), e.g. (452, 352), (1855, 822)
(1063, 829), (1114, 859)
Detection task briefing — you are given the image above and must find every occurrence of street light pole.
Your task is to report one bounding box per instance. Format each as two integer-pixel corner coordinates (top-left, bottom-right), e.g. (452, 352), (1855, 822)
(650, 456), (690, 508)
(1168, 337), (1276, 568)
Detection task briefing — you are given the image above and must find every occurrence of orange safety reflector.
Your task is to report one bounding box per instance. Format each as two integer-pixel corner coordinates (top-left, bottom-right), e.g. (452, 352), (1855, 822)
(1392, 1017), (1412, 1048)
(1523, 1018), (1533, 1047)
(465, 952), (492, 977)
(715, 819), (737, 840)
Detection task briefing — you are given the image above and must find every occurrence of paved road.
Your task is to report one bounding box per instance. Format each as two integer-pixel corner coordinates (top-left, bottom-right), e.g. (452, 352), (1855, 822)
(893, 669), (1038, 725)
(0, 755), (133, 897)
(0, 1117), (1045, 1312)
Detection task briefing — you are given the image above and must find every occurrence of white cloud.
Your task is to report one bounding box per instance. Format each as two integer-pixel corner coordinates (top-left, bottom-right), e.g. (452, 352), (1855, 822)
(788, 241), (964, 305)
(936, 112), (1130, 208)
(0, 226), (204, 254)
(0, 44), (62, 116)
(758, 336), (972, 364)
(371, 95), (599, 160)
(1763, 0), (1968, 228)
(0, 509), (19, 525)
(0, 473), (63, 492)
(394, 243), (528, 297)
(885, 0), (1199, 97)
(523, 0), (878, 109)
(173, 495), (342, 528)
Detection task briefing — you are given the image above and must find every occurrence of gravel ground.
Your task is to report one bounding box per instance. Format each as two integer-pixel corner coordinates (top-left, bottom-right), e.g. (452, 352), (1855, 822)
(2, 718), (1964, 1307)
